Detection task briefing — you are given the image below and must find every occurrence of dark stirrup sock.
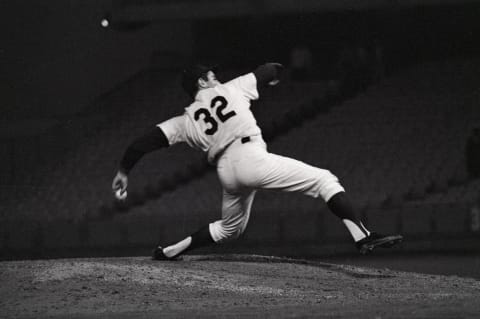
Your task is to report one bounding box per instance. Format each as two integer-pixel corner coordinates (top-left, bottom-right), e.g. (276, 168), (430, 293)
(188, 224), (216, 251)
(162, 224), (216, 259)
(326, 191), (370, 239)
(326, 192), (362, 223)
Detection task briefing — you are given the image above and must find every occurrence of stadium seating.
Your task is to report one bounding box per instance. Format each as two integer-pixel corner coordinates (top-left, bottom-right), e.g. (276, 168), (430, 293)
(140, 58), (480, 245)
(2, 58), (480, 255)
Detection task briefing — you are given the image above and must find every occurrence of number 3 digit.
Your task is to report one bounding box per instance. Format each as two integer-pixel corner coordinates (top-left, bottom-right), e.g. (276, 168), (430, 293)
(194, 108), (218, 135)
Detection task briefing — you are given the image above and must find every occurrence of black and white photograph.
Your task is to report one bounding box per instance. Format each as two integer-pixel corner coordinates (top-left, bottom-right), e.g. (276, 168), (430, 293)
(1, 0), (480, 318)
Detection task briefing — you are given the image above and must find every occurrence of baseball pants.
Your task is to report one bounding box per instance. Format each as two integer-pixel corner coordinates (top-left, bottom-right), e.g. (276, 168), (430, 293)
(209, 135), (345, 243)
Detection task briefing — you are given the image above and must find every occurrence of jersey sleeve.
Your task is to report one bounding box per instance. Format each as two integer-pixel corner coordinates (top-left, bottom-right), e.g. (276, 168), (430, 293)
(225, 73), (259, 100)
(157, 115), (187, 146)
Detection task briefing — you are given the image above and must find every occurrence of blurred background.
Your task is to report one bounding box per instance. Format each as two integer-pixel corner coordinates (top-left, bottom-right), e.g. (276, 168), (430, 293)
(1, 0), (480, 276)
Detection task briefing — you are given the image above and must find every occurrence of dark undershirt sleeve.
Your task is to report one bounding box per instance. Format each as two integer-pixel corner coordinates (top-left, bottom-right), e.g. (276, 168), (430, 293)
(119, 126), (169, 174)
(253, 63), (284, 89)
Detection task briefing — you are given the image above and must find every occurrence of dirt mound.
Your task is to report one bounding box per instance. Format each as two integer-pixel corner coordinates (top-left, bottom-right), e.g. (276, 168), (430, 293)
(1, 255), (479, 318)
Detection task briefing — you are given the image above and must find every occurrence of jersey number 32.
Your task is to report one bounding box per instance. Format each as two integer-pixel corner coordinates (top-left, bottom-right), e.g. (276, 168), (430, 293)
(194, 96), (237, 135)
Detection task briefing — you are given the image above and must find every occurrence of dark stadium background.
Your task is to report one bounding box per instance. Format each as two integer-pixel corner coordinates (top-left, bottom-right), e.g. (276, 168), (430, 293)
(1, 0), (480, 279)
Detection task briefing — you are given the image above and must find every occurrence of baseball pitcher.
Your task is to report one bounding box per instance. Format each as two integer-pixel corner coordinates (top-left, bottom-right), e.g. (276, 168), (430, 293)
(112, 63), (403, 259)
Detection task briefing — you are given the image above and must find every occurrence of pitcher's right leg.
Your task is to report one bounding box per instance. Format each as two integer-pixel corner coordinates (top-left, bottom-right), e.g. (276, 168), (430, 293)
(153, 190), (256, 260)
(209, 190), (256, 243)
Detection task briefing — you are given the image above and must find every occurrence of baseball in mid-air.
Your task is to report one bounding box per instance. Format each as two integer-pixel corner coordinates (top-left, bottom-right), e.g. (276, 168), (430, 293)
(115, 189), (127, 200)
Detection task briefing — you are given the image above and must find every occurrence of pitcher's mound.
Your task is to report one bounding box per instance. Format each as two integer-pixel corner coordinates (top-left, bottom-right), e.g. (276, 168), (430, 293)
(1, 254), (479, 318)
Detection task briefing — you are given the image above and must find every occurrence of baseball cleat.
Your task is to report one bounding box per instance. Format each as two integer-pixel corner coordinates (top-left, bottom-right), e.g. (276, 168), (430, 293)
(355, 232), (403, 255)
(152, 246), (175, 261)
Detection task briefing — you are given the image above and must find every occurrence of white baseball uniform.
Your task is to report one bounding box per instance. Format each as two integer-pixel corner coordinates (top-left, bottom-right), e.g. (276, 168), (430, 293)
(158, 73), (344, 243)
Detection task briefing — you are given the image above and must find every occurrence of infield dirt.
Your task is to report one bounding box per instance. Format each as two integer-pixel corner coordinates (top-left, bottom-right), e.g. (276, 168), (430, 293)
(1, 255), (479, 318)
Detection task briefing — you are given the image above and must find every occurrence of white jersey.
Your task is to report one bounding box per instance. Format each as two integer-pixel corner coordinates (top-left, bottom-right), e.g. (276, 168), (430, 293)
(158, 73), (262, 163)
(153, 65), (347, 246)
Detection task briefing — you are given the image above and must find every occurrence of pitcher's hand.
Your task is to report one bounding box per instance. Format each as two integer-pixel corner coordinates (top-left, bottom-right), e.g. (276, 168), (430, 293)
(112, 170), (128, 198)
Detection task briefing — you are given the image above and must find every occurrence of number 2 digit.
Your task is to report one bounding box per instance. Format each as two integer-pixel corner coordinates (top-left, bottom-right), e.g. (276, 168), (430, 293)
(211, 96), (236, 122)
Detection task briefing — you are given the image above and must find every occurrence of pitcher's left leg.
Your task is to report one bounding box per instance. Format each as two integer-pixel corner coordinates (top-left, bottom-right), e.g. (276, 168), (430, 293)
(255, 153), (402, 253)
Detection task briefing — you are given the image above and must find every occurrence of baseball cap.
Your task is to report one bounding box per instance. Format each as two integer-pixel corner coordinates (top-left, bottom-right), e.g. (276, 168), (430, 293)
(181, 64), (218, 98)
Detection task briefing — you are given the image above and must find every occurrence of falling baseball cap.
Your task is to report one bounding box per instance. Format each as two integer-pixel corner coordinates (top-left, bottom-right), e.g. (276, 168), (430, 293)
(181, 63), (218, 98)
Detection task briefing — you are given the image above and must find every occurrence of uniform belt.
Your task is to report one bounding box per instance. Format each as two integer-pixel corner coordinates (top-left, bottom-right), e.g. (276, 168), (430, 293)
(241, 136), (251, 144)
